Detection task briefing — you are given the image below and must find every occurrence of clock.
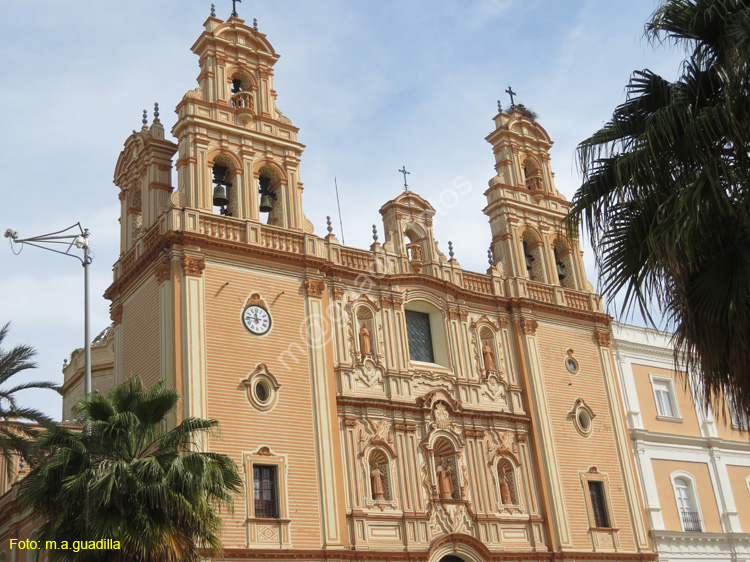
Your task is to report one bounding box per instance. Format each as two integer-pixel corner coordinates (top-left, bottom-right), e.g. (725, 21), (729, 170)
(242, 305), (271, 335)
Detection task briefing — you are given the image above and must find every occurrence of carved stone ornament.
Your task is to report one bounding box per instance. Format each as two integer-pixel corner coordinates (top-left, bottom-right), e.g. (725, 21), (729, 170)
(517, 433), (529, 443)
(520, 318), (538, 335)
(256, 446), (274, 456)
(380, 295), (404, 308)
(154, 259), (171, 284)
(244, 292), (268, 309)
(304, 278), (325, 298)
(332, 287), (346, 301)
(181, 255), (205, 277)
(465, 429), (485, 439)
(110, 303), (123, 326)
(395, 423), (418, 433)
(417, 388), (462, 412)
(595, 330), (611, 347)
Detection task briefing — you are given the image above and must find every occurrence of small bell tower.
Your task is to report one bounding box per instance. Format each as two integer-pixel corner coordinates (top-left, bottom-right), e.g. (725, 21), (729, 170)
(171, 13), (310, 231)
(484, 104), (588, 290)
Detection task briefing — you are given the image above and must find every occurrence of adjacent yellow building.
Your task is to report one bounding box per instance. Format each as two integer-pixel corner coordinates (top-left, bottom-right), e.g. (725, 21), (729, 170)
(2, 12), (662, 562)
(611, 323), (750, 562)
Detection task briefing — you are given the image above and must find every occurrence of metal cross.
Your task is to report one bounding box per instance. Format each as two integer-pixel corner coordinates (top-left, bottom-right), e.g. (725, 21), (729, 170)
(231, 0), (241, 17)
(505, 85), (517, 108)
(399, 166), (410, 191)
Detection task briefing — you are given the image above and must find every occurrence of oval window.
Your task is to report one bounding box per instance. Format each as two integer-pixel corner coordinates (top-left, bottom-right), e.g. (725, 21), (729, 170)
(255, 380), (270, 403)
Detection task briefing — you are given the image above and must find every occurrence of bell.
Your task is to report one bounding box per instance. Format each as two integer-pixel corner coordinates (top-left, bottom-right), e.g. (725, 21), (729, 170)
(259, 194), (273, 213)
(213, 185), (229, 208)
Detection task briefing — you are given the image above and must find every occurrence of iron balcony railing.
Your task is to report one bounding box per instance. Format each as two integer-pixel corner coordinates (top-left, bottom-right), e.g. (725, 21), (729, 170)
(681, 510), (702, 532)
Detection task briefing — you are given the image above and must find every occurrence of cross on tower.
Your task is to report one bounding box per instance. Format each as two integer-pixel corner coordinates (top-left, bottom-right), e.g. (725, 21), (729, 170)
(231, 0), (241, 17)
(505, 85), (517, 108)
(398, 166), (411, 191)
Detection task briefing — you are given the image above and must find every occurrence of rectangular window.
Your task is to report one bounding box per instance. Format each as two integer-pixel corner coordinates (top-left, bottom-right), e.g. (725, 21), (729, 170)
(588, 481), (611, 528)
(652, 378), (677, 418)
(405, 310), (434, 363)
(727, 396), (750, 429)
(253, 464), (278, 518)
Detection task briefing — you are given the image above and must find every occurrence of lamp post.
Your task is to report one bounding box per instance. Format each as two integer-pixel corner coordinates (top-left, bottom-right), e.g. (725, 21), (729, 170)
(4, 223), (92, 397)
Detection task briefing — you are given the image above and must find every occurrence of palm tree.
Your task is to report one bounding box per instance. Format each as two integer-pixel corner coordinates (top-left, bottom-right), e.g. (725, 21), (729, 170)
(22, 377), (242, 562)
(566, 0), (750, 418)
(0, 322), (60, 481)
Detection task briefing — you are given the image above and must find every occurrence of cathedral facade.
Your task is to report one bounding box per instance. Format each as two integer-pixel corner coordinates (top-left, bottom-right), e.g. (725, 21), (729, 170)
(56, 13), (654, 562)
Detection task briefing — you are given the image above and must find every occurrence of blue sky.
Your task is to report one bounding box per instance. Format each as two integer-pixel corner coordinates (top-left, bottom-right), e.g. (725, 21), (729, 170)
(0, 1), (685, 419)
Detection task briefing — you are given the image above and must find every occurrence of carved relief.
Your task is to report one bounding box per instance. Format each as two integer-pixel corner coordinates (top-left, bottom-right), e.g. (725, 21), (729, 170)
(110, 303), (123, 326)
(520, 317), (538, 335)
(332, 287), (346, 301)
(595, 329), (611, 347)
(181, 255), (205, 277)
(154, 259), (171, 284)
(304, 278), (325, 298)
(244, 293), (268, 309)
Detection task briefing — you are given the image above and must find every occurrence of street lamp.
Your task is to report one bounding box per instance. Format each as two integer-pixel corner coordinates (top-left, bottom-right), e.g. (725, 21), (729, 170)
(4, 223), (93, 398)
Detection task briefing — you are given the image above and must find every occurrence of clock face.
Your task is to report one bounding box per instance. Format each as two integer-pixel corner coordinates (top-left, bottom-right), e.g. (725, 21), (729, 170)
(243, 305), (271, 335)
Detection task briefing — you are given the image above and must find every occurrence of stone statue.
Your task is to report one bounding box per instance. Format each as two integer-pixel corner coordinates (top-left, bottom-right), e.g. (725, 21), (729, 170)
(482, 340), (497, 372)
(359, 322), (373, 356)
(437, 457), (454, 499)
(499, 465), (512, 504)
(371, 465), (385, 500)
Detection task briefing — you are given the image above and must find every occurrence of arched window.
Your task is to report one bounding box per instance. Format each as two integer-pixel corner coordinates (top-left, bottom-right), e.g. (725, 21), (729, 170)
(404, 228), (426, 273)
(497, 459), (517, 505)
(369, 450), (391, 501)
(257, 165), (281, 224)
(212, 154), (236, 216)
(521, 230), (544, 281)
(673, 475), (702, 532)
(553, 239), (576, 289)
(230, 72), (255, 113)
(522, 157), (542, 191)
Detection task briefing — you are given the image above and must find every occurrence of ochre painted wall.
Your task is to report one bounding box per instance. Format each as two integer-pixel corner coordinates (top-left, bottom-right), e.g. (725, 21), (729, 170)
(726, 464), (750, 532)
(631, 364), (701, 436)
(651, 459), (721, 532)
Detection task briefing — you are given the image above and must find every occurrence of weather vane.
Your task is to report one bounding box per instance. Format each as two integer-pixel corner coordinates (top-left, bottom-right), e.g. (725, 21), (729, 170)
(399, 166), (410, 191)
(505, 85), (517, 108)
(231, 0), (241, 18)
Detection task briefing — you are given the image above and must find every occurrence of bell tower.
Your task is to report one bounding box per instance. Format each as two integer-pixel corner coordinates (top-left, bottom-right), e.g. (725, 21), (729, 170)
(171, 14), (310, 230)
(484, 106), (588, 290)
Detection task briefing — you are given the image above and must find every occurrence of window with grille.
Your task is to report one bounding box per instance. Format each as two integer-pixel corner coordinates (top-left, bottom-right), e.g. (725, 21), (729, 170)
(674, 477), (702, 531)
(588, 481), (610, 528)
(406, 310), (434, 363)
(253, 464), (278, 518)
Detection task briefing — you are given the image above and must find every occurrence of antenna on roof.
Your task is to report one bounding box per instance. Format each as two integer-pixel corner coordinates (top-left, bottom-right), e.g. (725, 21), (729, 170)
(334, 177), (346, 245)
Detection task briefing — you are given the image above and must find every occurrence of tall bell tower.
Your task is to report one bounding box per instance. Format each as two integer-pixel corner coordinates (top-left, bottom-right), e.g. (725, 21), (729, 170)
(484, 105), (588, 291)
(171, 14), (310, 230)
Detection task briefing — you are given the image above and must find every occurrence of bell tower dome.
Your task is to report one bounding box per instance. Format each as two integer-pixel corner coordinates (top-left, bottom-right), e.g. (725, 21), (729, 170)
(171, 14), (309, 231)
(484, 106), (588, 290)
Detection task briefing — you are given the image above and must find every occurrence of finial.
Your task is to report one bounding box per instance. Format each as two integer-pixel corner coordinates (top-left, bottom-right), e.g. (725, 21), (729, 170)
(210, 3), (216, 17)
(253, 18), (258, 31)
(488, 247), (493, 267)
(448, 241), (454, 260)
(142, 109), (148, 127)
(398, 165), (410, 191)
(505, 85), (517, 108)
(153, 102), (160, 120)
(326, 216), (333, 234)
(497, 100), (502, 113)
(372, 225), (378, 243)
(231, 0), (241, 17)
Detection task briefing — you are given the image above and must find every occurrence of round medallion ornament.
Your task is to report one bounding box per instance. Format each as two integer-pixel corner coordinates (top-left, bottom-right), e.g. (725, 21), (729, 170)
(243, 304), (271, 335)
